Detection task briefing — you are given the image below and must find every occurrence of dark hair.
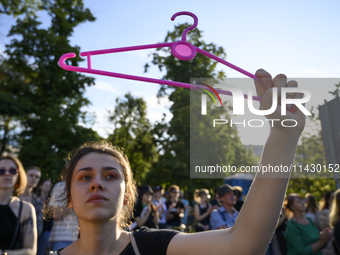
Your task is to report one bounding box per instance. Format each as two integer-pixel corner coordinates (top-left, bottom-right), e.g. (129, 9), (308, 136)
(61, 141), (137, 229)
(36, 178), (52, 197)
(168, 184), (179, 193)
(305, 193), (318, 214)
(0, 154), (27, 196)
(193, 188), (210, 203)
(284, 193), (301, 218)
(320, 191), (334, 210)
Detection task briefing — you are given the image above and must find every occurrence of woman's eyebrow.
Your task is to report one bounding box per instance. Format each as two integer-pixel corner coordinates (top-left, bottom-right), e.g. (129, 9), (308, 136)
(103, 166), (119, 171)
(76, 166), (120, 174)
(76, 167), (92, 173)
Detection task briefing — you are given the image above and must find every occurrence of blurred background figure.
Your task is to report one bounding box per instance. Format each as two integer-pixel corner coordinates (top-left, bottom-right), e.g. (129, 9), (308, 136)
(305, 193), (319, 223)
(316, 190), (335, 255)
(193, 188), (213, 232)
(36, 179), (53, 255)
(210, 187), (220, 210)
(0, 154), (37, 253)
(210, 184), (238, 230)
(152, 185), (167, 229)
(316, 191), (334, 230)
(166, 184), (185, 231)
(330, 189), (340, 255)
(179, 190), (189, 228)
(20, 166), (43, 237)
(284, 193), (331, 255)
(233, 186), (244, 212)
(134, 185), (159, 229)
(48, 181), (79, 251)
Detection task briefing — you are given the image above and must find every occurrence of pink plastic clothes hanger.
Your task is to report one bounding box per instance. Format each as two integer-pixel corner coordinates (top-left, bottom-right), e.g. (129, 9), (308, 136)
(58, 11), (262, 101)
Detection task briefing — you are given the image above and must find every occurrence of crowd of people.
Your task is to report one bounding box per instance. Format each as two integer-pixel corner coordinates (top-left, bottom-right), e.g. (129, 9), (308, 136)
(1, 156), (340, 255)
(1, 70), (337, 255)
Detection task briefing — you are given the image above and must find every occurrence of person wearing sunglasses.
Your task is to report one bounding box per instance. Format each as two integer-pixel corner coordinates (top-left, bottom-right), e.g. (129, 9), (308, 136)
(0, 154), (37, 255)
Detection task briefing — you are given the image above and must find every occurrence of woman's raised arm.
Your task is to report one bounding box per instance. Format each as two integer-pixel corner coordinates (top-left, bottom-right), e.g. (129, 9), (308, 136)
(167, 70), (306, 255)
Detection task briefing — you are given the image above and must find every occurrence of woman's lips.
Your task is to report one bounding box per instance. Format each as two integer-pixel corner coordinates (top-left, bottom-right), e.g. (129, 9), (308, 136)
(87, 194), (108, 203)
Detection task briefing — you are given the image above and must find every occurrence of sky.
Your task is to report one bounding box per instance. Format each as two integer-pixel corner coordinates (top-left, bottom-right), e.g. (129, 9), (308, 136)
(1, 0), (340, 145)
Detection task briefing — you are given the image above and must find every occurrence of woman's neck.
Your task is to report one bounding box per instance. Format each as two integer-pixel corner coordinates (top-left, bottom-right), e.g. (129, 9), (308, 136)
(23, 186), (33, 197)
(293, 211), (305, 221)
(199, 200), (207, 206)
(72, 219), (129, 255)
(39, 190), (48, 201)
(0, 188), (14, 204)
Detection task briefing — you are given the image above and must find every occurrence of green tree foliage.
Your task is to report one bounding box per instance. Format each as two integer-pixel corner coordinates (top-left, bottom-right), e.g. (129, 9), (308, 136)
(287, 112), (336, 201)
(0, 0), (38, 16)
(106, 93), (158, 186)
(1, 0), (100, 180)
(144, 24), (255, 193)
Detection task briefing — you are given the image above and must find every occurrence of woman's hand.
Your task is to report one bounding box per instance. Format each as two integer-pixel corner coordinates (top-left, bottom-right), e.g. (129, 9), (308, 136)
(255, 69), (306, 133)
(319, 227), (332, 244)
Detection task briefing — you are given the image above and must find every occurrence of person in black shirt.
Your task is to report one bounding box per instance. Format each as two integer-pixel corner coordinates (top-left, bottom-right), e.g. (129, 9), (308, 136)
(49, 69), (306, 255)
(134, 185), (159, 229)
(165, 185), (184, 230)
(0, 154), (37, 254)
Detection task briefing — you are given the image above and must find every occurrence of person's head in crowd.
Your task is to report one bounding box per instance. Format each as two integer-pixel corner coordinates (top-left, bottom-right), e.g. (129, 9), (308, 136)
(179, 190), (185, 200)
(330, 189), (340, 229)
(320, 190), (335, 210)
(233, 186), (243, 201)
(25, 166), (41, 190)
(214, 187), (219, 198)
(164, 191), (170, 201)
(304, 193), (318, 214)
(284, 193), (305, 218)
(193, 188), (210, 204)
(37, 178), (52, 198)
(0, 154), (27, 197)
(152, 185), (163, 201)
(137, 185), (153, 207)
(217, 184), (236, 208)
(168, 184), (180, 200)
(61, 141), (137, 230)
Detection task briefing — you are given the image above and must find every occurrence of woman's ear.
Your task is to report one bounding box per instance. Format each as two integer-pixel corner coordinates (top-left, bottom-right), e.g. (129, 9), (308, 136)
(123, 194), (128, 206)
(68, 198), (73, 209)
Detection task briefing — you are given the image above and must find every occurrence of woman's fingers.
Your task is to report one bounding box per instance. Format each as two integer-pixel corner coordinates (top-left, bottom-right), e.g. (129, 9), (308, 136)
(255, 69), (273, 97)
(273, 74), (287, 88)
(286, 80), (298, 112)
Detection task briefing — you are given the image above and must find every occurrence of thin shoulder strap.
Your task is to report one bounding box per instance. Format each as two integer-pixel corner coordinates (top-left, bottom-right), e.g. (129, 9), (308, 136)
(9, 199), (23, 249)
(129, 232), (141, 255)
(218, 209), (226, 222)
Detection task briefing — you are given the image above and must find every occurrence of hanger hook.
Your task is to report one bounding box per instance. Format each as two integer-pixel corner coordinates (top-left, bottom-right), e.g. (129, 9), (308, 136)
(171, 11), (198, 42)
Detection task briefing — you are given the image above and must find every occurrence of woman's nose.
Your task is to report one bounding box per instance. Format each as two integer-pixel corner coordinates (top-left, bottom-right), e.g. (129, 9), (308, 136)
(91, 178), (105, 191)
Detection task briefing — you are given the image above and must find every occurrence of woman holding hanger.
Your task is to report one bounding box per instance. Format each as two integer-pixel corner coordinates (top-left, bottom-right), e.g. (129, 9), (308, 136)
(0, 154), (37, 255)
(51, 69), (307, 255)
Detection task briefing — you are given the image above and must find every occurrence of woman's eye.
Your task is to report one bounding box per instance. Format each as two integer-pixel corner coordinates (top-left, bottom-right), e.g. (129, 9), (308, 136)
(105, 174), (116, 179)
(80, 175), (91, 180)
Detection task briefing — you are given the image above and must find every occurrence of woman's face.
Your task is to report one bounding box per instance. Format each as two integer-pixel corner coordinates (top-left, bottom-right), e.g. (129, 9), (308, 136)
(68, 152), (126, 223)
(26, 169), (41, 188)
(40, 180), (52, 193)
(170, 189), (179, 199)
(200, 193), (208, 202)
(0, 159), (19, 190)
(292, 196), (305, 212)
(142, 192), (151, 204)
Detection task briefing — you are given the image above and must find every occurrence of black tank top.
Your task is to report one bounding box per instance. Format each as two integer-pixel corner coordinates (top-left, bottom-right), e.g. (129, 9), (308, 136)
(0, 198), (22, 249)
(198, 203), (210, 225)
